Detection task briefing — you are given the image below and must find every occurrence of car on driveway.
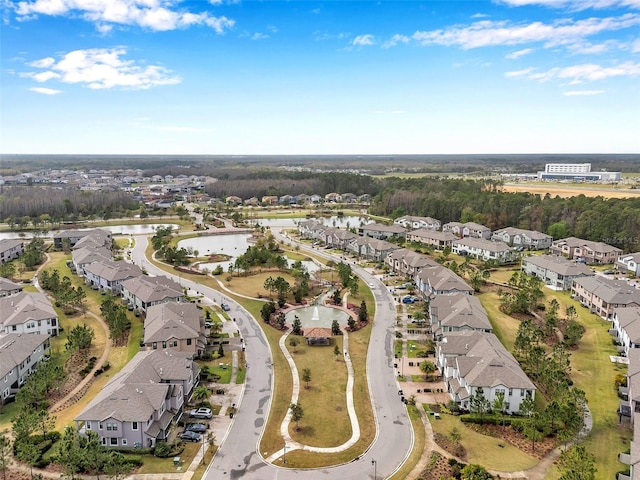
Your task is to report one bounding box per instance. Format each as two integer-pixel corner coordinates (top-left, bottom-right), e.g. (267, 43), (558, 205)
(402, 296), (415, 304)
(178, 430), (201, 442)
(189, 408), (213, 419)
(185, 423), (207, 433)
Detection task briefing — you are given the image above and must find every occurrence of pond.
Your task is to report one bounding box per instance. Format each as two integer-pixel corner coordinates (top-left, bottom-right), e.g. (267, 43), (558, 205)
(0, 224), (179, 241)
(285, 305), (351, 329)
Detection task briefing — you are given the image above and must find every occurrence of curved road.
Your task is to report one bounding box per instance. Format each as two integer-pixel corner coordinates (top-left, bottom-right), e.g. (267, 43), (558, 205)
(129, 232), (413, 480)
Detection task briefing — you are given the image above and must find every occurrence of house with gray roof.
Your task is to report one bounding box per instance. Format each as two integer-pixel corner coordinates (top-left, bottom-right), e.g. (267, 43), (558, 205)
(53, 228), (112, 250)
(347, 236), (399, 262)
(0, 277), (23, 298)
(491, 227), (552, 250)
(75, 349), (198, 448)
(0, 239), (23, 264)
(0, 333), (51, 403)
(429, 293), (492, 339)
(144, 302), (206, 356)
(406, 229), (457, 250)
(415, 265), (473, 298)
(324, 228), (359, 250)
(0, 292), (59, 336)
(550, 236), (622, 264)
(121, 275), (184, 314)
(443, 221), (491, 239)
(394, 215), (441, 231)
(84, 260), (143, 295)
(436, 330), (535, 414)
(358, 222), (407, 240)
(72, 246), (112, 277)
(385, 249), (438, 278)
(612, 307), (640, 357)
(617, 349), (640, 480)
(522, 254), (593, 290)
(452, 238), (518, 264)
(618, 253), (640, 277)
(572, 276), (640, 319)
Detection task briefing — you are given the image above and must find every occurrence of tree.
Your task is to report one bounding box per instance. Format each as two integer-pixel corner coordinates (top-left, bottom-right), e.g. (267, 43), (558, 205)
(358, 300), (368, 323)
(16, 441), (39, 480)
(289, 402), (304, 431)
(331, 319), (341, 336)
(333, 344), (340, 360)
(419, 360), (436, 381)
(519, 395), (535, 417)
(217, 343), (225, 358)
(0, 434), (11, 480)
(349, 278), (359, 297)
(332, 288), (342, 305)
(57, 425), (83, 480)
(263, 276), (276, 299)
(276, 312), (286, 330)
(492, 391), (507, 424)
(260, 301), (276, 323)
(66, 323), (95, 353)
(461, 464), (493, 480)
(470, 387), (490, 418)
(557, 444), (596, 480)
(449, 427), (462, 446)
(523, 414), (543, 452)
(289, 337), (299, 353)
(291, 315), (302, 336)
(193, 385), (211, 405)
(302, 368), (312, 389)
(104, 451), (133, 480)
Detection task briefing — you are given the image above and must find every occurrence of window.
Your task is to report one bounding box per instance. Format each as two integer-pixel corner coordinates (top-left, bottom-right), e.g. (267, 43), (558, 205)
(122, 439), (127, 446)
(101, 438), (106, 446)
(106, 422), (118, 431)
(187, 339), (192, 346)
(99, 422), (103, 430)
(152, 342), (157, 349)
(162, 341), (167, 349)
(132, 422), (138, 430)
(110, 438), (118, 446)
(86, 422), (92, 430)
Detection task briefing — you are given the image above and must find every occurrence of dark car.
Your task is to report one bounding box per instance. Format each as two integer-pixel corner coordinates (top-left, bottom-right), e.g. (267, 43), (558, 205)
(178, 431), (201, 442)
(185, 423), (207, 433)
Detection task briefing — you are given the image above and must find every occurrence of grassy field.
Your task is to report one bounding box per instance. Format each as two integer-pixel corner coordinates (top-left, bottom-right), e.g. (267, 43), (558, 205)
(478, 276), (632, 479)
(428, 409), (539, 472)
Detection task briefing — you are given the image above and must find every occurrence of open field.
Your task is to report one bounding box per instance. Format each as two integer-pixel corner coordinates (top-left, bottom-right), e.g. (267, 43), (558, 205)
(501, 182), (640, 198)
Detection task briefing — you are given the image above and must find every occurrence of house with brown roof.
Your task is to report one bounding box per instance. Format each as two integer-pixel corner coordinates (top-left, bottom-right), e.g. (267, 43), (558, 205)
(121, 275), (184, 314)
(75, 349), (198, 448)
(436, 330), (535, 414)
(0, 292), (59, 336)
(572, 276), (640, 319)
(550, 237), (622, 264)
(303, 327), (333, 346)
(144, 302), (206, 356)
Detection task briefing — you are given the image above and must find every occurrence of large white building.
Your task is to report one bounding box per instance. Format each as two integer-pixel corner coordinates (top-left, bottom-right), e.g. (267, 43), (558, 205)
(537, 163), (621, 182)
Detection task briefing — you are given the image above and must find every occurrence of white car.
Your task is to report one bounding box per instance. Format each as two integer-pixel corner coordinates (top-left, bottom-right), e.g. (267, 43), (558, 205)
(189, 408), (213, 419)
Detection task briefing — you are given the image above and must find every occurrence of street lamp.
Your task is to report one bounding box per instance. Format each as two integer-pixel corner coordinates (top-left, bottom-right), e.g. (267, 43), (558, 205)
(283, 443), (286, 464)
(371, 459), (377, 480)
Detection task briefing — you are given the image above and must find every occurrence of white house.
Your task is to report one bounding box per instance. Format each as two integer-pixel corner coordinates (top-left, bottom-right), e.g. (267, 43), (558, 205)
(0, 333), (51, 402)
(618, 253), (640, 277)
(452, 238), (517, 264)
(0, 292), (59, 336)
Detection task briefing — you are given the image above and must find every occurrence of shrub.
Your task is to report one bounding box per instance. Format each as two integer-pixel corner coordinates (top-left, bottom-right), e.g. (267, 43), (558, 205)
(153, 441), (174, 458)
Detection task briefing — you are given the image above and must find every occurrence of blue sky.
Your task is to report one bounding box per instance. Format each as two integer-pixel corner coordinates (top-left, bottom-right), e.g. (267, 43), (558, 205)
(1, 0), (639, 155)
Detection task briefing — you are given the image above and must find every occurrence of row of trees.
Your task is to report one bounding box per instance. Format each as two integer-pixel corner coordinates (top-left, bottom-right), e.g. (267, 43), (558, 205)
(101, 296), (132, 346)
(38, 269), (86, 314)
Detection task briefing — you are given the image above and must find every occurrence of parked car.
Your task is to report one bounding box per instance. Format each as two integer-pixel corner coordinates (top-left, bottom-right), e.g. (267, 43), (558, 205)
(204, 321), (213, 328)
(221, 303), (231, 312)
(185, 423), (207, 433)
(189, 408), (213, 419)
(402, 296), (415, 304)
(179, 431), (201, 442)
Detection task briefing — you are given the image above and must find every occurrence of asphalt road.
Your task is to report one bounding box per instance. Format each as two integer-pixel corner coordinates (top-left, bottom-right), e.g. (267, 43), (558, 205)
(129, 233), (413, 479)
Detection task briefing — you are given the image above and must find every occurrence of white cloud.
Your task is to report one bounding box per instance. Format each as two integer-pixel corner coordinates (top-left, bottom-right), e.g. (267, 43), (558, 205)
(382, 34), (410, 49)
(411, 14), (640, 50)
(563, 89), (606, 95)
(505, 48), (534, 59)
(29, 86), (62, 95)
(251, 32), (268, 40)
(24, 47), (181, 90)
(352, 34), (375, 46)
(506, 61), (640, 82)
(13, 0), (235, 33)
(567, 39), (617, 53)
(498, 0), (640, 10)
(28, 56), (55, 68)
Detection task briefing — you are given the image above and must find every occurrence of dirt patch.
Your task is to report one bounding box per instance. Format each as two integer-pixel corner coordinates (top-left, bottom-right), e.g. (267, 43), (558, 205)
(465, 423), (557, 460)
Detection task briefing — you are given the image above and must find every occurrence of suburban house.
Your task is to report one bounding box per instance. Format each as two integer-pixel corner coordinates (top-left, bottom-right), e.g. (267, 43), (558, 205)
(415, 265), (473, 298)
(550, 237), (622, 264)
(143, 302), (207, 356)
(0, 292), (59, 336)
(522, 254), (594, 291)
(571, 276), (640, 319)
(72, 247), (112, 277)
(121, 275), (184, 314)
(225, 195), (242, 205)
(0, 239), (24, 264)
(429, 293), (493, 339)
(53, 228), (112, 249)
(394, 215), (441, 231)
(452, 238), (518, 264)
(0, 277), (23, 298)
(491, 227), (553, 250)
(385, 249), (438, 278)
(612, 307), (640, 357)
(358, 223), (407, 240)
(406, 229), (457, 250)
(323, 228), (359, 250)
(0, 333), (51, 403)
(75, 349), (199, 448)
(617, 349), (640, 479)
(442, 222), (491, 239)
(436, 330), (536, 414)
(297, 220), (326, 240)
(347, 236), (399, 262)
(84, 260), (143, 295)
(618, 253), (640, 277)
